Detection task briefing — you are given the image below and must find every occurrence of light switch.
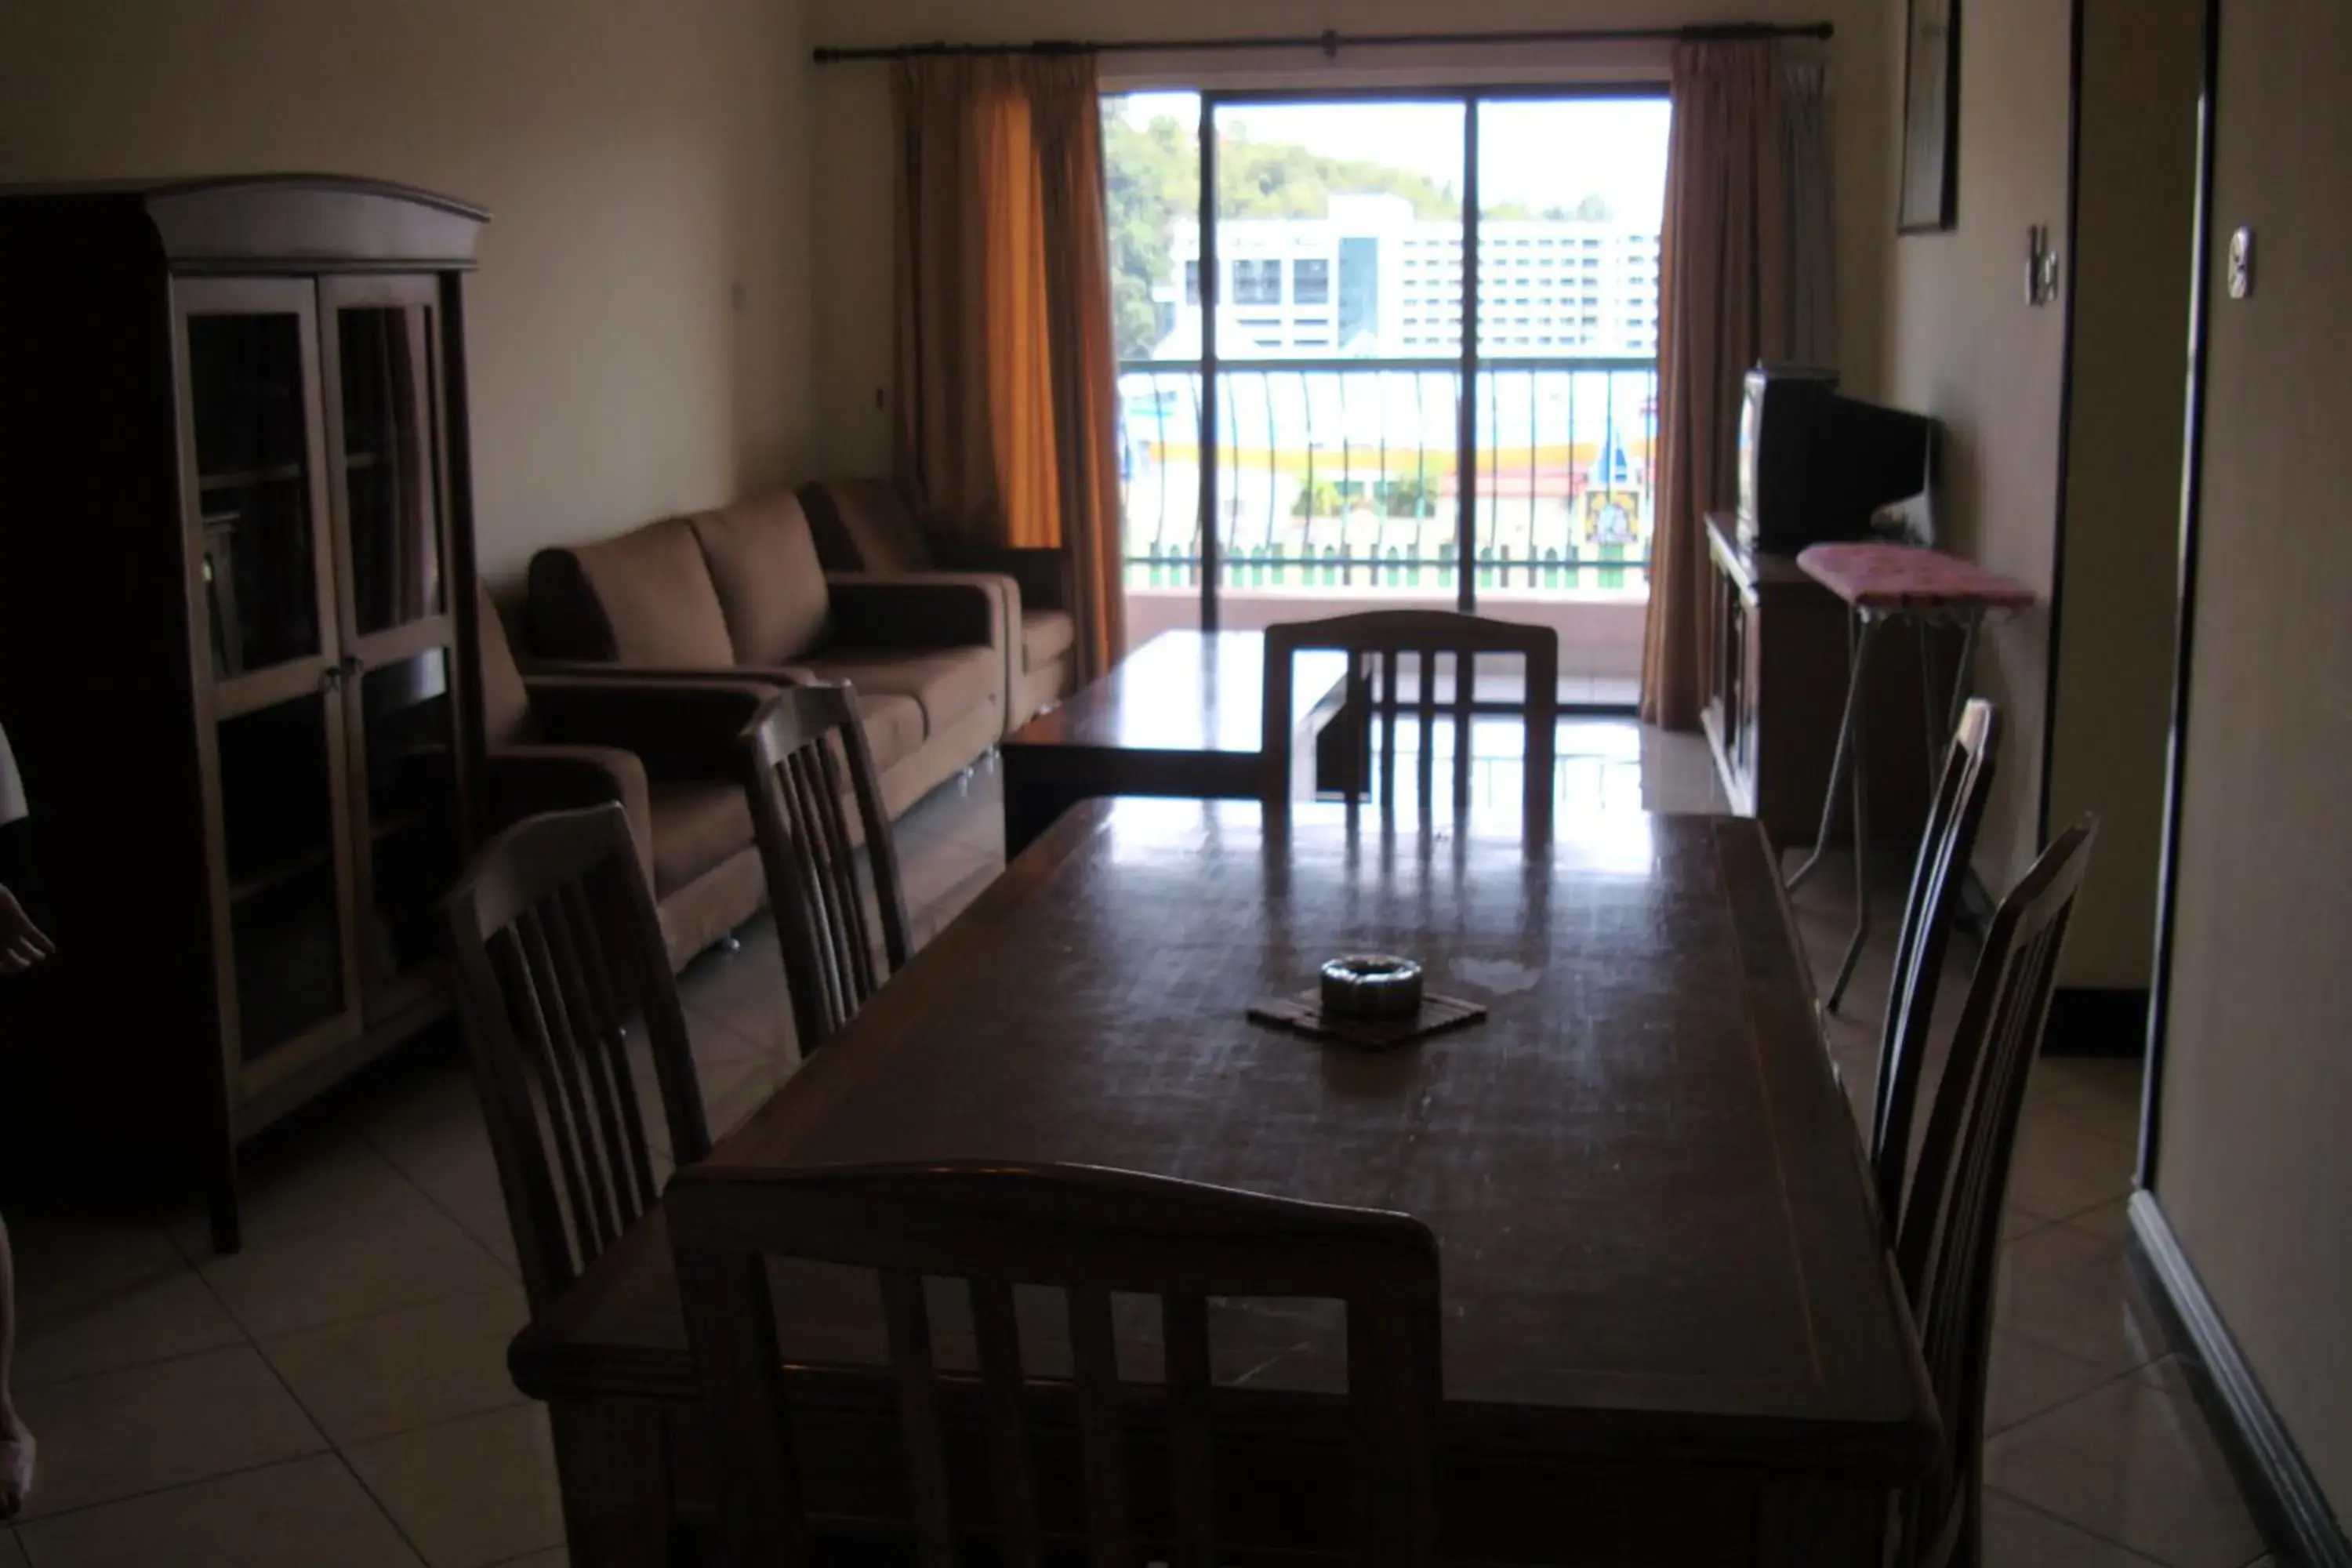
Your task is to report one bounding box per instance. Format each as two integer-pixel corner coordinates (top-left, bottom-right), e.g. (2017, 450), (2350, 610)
(2025, 224), (2062, 307)
(2228, 227), (2255, 299)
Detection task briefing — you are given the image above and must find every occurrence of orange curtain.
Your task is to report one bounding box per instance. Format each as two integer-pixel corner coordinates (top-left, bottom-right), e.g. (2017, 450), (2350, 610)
(892, 54), (1126, 677)
(1641, 41), (1792, 730)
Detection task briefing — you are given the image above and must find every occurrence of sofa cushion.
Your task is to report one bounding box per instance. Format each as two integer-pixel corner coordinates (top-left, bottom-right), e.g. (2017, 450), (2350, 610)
(799, 479), (935, 575)
(800, 646), (999, 742)
(528, 517), (736, 669)
(644, 778), (754, 897)
(1019, 608), (1076, 673)
(851, 691), (926, 775)
(687, 492), (833, 666)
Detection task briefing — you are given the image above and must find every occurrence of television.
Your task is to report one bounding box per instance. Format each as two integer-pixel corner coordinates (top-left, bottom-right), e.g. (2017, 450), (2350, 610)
(1736, 365), (1938, 556)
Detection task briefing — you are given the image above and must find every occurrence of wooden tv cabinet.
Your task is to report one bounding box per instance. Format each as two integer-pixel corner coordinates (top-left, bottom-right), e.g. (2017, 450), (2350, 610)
(1700, 513), (1955, 850)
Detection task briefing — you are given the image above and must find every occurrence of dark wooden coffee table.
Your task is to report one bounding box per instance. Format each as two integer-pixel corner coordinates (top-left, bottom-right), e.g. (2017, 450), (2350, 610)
(999, 630), (1348, 855)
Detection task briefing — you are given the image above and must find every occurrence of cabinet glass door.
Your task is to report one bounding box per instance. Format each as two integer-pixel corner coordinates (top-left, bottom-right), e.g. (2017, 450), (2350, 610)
(321, 277), (466, 1021)
(176, 278), (364, 1086)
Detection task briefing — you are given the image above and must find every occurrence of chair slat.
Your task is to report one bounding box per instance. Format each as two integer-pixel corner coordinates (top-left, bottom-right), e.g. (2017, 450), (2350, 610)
(1872, 699), (2001, 1228)
(1452, 650), (1474, 817)
(1164, 1292), (1216, 1568)
(443, 802), (706, 1318)
(557, 879), (659, 1207)
(1066, 1287), (1132, 1568)
(1415, 649), (1437, 808)
(969, 1278), (1042, 1568)
(666, 1163), (1441, 1568)
(503, 916), (612, 1261)
(811, 736), (880, 1001)
(742, 684), (917, 1052)
(1258, 612), (1559, 840)
(880, 1269), (956, 1568)
(782, 747), (853, 1033)
(537, 888), (646, 1219)
(1379, 647), (1401, 816)
(516, 907), (623, 1254)
(1345, 653), (1369, 828)
(1889, 818), (2097, 1567)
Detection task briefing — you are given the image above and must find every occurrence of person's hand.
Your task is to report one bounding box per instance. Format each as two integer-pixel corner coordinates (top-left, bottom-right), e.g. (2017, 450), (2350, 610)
(0, 881), (55, 973)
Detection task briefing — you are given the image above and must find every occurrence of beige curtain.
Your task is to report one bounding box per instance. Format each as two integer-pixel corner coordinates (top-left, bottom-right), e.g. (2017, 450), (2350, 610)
(1781, 60), (1838, 367)
(891, 54), (1127, 678)
(1640, 40), (1796, 730)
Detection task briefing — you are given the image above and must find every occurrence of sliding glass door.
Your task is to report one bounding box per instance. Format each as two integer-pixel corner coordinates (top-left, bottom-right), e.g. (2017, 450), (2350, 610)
(1207, 99), (1468, 614)
(1105, 86), (1669, 687)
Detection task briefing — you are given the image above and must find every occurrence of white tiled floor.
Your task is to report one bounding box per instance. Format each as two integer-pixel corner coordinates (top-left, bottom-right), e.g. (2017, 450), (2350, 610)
(0, 727), (2269, 1566)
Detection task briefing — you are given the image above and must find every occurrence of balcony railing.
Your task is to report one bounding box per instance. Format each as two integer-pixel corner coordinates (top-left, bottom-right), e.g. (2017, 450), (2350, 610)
(1116, 356), (1658, 596)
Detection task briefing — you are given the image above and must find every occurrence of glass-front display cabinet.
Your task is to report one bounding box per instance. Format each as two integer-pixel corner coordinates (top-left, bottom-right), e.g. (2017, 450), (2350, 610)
(0, 179), (488, 1252)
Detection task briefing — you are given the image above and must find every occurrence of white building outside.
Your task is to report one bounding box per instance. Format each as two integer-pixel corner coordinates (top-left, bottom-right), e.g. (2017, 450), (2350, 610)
(1148, 194), (1661, 361)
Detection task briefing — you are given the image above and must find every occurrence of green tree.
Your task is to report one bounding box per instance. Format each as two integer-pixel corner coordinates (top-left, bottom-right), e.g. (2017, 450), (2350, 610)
(1101, 110), (1198, 363)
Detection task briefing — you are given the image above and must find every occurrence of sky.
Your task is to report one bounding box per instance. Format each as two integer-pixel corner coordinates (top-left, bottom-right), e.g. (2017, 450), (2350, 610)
(1116, 92), (1672, 230)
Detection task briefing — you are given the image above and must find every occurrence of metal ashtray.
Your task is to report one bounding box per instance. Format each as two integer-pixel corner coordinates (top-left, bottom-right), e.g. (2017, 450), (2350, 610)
(1319, 954), (1425, 1021)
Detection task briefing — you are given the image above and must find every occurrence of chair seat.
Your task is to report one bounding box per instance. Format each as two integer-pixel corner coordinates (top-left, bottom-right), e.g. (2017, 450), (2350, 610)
(1795, 543), (2036, 612)
(1020, 607), (1076, 671)
(800, 645), (998, 741)
(644, 780), (753, 896)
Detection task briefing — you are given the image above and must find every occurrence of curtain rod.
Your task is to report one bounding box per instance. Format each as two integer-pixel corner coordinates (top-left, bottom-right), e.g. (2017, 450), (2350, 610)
(811, 20), (1832, 65)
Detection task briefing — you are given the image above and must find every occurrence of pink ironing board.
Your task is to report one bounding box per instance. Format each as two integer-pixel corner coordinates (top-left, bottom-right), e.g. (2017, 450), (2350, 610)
(1785, 543), (2033, 1011)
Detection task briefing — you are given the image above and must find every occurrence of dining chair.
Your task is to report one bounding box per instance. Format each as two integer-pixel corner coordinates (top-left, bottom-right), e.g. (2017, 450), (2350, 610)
(667, 1160), (1443, 1568)
(739, 682), (913, 1054)
(1261, 609), (1559, 837)
(1864, 697), (2001, 1225)
(441, 800), (713, 1318)
(1890, 816), (2099, 1568)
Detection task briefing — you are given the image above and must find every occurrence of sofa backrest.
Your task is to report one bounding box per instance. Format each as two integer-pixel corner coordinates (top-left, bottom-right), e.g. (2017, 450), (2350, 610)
(799, 479), (934, 576)
(528, 517), (737, 669)
(686, 492), (833, 666)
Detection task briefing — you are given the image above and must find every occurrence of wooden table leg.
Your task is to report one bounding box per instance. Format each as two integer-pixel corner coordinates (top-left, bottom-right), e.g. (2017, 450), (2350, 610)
(1002, 773), (1087, 860)
(548, 1398), (679, 1568)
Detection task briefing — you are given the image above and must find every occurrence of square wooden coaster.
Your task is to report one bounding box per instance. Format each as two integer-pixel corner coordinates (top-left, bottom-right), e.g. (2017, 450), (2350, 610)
(1247, 989), (1488, 1051)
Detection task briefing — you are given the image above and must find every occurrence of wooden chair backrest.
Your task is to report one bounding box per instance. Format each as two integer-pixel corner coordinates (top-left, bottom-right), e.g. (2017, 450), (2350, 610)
(441, 802), (710, 1316)
(739, 682), (912, 1053)
(1260, 610), (1559, 837)
(667, 1160), (1443, 1568)
(1893, 817), (2098, 1568)
(1871, 698), (2002, 1224)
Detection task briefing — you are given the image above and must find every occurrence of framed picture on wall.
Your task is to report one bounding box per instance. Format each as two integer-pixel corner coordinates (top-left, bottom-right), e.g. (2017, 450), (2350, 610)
(1899, 0), (1960, 232)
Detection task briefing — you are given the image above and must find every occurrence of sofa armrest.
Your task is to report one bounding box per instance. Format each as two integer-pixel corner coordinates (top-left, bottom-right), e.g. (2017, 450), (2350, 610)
(825, 573), (1006, 654)
(927, 539), (1071, 613)
(482, 743), (657, 887)
(517, 656), (800, 686)
(525, 676), (779, 780)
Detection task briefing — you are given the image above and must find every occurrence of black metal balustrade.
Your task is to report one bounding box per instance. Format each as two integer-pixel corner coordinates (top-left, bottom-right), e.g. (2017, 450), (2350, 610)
(1116, 356), (1658, 595)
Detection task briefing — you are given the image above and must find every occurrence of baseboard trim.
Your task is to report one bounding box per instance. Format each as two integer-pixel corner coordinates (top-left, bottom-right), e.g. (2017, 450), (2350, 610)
(2043, 986), (2151, 1058)
(2128, 1192), (2351, 1568)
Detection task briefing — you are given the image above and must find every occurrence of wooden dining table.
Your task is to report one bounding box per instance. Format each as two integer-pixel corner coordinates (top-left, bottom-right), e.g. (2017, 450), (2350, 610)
(513, 799), (1936, 1566)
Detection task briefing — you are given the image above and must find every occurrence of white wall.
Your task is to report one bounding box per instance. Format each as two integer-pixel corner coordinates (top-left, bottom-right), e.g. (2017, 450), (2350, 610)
(2156, 0), (2352, 1514)
(2043, 0), (2200, 987)
(1875, 0), (2073, 893)
(806, 0), (1894, 476)
(0, 0), (818, 586)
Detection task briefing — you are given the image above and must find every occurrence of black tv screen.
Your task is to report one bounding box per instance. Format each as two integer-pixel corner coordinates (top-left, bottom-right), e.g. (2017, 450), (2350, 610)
(1737, 366), (1936, 555)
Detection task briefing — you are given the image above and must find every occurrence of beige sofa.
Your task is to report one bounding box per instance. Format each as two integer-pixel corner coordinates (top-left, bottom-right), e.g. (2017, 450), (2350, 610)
(524, 490), (1006, 826)
(476, 593), (774, 971)
(797, 478), (1078, 734)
